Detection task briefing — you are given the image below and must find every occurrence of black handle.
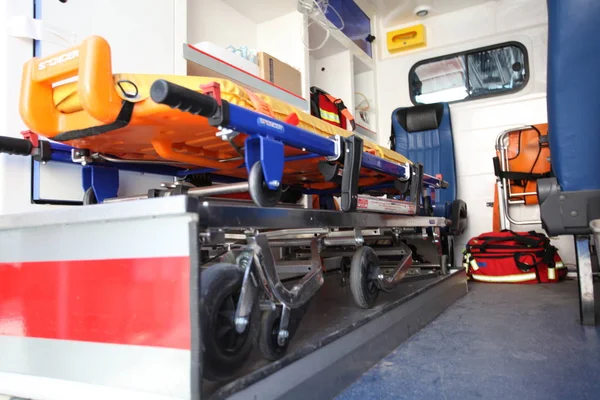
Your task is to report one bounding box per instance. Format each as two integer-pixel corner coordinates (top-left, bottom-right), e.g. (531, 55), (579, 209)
(0, 136), (33, 156)
(493, 156), (501, 177)
(150, 79), (219, 118)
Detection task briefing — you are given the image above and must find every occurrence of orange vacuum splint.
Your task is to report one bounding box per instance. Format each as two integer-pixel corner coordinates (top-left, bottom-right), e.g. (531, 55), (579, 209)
(5, 35), (448, 212)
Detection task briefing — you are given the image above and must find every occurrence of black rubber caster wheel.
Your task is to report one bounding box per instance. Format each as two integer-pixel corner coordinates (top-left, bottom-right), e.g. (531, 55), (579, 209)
(350, 246), (380, 309)
(200, 263), (259, 382)
(258, 308), (289, 361)
(248, 162), (282, 207)
(82, 187), (98, 205)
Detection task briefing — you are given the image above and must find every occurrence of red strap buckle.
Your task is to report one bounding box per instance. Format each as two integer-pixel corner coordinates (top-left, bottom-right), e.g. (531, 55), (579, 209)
(200, 82), (222, 106)
(21, 130), (39, 148)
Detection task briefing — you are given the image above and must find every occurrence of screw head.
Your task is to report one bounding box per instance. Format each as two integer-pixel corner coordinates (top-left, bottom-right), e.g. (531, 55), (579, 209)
(570, 210), (578, 217)
(269, 180), (280, 188)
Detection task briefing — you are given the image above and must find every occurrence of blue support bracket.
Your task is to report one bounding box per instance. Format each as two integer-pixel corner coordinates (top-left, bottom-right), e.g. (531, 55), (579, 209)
(82, 165), (119, 203)
(245, 136), (284, 190)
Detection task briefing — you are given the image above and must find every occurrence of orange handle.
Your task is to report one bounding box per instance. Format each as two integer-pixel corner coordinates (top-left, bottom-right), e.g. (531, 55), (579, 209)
(19, 35), (122, 137)
(392, 31), (418, 43)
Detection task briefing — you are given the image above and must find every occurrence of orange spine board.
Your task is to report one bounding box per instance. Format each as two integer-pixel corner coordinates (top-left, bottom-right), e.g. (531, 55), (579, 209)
(19, 35), (122, 137)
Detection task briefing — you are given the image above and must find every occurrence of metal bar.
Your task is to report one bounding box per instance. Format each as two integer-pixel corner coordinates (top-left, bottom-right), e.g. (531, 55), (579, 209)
(228, 104), (337, 157)
(265, 228), (330, 239)
(575, 236), (595, 326)
(95, 153), (187, 166)
(592, 220), (600, 280)
(274, 262), (314, 274)
(226, 103), (444, 189)
(196, 204), (449, 230)
(252, 235), (324, 309)
(188, 182), (248, 197)
(377, 242), (413, 292)
(104, 182), (250, 204)
(234, 260), (260, 333)
(495, 128), (542, 226)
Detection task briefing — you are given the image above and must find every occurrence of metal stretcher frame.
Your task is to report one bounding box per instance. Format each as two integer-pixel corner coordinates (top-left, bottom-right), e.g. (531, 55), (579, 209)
(0, 195), (455, 400)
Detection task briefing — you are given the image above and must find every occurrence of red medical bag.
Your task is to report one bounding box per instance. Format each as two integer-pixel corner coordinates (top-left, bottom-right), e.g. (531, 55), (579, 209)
(310, 86), (356, 130)
(463, 230), (567, 283)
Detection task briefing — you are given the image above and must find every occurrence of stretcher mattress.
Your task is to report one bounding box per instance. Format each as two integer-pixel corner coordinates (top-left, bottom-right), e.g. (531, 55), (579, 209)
(20, 36), (410, 188)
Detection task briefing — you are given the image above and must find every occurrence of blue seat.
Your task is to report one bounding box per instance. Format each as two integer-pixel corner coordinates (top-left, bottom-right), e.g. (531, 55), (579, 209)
(538, 0), (600, 235)
(391, 103), (457, 218)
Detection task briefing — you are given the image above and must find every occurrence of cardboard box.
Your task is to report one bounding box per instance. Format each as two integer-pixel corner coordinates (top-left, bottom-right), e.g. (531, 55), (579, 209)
(258, 52), (303, 97)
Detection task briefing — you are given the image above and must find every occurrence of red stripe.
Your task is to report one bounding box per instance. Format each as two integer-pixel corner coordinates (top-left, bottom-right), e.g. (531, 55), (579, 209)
(0, 257), (191, 349)
(187, 44), (306, 101)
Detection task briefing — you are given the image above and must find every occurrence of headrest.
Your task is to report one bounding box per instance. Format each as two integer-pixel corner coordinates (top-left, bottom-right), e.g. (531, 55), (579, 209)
(394, 103), (445, 133)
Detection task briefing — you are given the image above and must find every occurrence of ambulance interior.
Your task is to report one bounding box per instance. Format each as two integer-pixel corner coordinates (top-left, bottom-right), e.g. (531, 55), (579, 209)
(0, 0), (598, 399)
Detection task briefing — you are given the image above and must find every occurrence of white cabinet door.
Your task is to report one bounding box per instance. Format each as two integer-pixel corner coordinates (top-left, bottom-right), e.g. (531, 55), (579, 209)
(34, 0), (186, 203)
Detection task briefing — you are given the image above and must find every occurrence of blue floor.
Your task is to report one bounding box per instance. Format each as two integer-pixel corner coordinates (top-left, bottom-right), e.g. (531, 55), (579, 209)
(337, 281), (600, 400)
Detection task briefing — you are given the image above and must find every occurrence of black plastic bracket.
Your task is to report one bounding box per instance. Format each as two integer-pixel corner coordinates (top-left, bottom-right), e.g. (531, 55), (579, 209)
(340, 135), (363, 212)
(394, 179), (410, 196)
(409, 163), (424, 213)
(208, 100), (230, 128)
(318, 161), (342, 184)
(33, 141), (52, 162)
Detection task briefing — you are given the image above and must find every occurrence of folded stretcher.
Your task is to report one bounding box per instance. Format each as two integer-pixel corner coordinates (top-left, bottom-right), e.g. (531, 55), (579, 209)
(10, 35), (447, 213)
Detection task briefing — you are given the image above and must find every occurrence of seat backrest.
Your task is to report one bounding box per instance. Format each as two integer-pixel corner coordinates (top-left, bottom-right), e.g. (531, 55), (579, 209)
(547, 0), (600, 191)
(391, 102), (457, 217)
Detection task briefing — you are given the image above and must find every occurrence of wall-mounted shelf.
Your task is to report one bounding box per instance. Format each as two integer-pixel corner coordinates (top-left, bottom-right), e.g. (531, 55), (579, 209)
(355, 123), (378, 141)
(184, 44), (308, 110)
(308, 25), (376, 71)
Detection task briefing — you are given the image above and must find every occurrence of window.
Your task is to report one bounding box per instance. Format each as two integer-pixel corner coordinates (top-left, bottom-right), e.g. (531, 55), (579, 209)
(409, 42), (528, 105)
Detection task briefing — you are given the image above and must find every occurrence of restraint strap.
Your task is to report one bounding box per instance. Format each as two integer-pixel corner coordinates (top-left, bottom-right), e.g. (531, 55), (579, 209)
(53, 100), (135, 142)
(497, 170), (553, 181)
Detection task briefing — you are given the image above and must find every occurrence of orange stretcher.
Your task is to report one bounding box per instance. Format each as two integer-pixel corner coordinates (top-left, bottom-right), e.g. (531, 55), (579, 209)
(494, 124), (552, 206)
(18, 35), (411, 192)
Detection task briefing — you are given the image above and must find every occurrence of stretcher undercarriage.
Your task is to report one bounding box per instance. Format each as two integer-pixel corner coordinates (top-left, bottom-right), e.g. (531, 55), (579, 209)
(0, 36), (468, 395)
(0, 195), (467, 400)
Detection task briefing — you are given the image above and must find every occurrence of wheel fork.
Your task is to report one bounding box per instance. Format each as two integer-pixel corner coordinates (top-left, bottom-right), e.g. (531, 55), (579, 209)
(233, 233), (324, 335)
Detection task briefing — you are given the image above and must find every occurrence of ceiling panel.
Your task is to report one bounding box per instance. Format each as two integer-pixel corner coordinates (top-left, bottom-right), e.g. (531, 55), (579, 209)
(371, 0), (496, 27)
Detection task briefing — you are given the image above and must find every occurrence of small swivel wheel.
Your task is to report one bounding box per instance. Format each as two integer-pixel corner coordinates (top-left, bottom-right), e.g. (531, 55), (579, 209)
(248, 162), (282, 207)
(83, 187), (98, 205)
(350, 246), (380, 309)
(258, 307), (290, 361)
(258, 300), (312, 361)
(200, 263), (259, 381)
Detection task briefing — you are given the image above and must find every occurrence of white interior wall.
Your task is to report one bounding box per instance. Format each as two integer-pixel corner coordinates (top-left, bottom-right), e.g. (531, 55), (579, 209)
(375, 0), (575, 265)
(354, 69), (377, 131)
(0, 1), (35, 215)
(187, 0), (257, 48)
(1, 0), (186, 214)
(310, 51), (354, 116)
(256, 12), (309, 99)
